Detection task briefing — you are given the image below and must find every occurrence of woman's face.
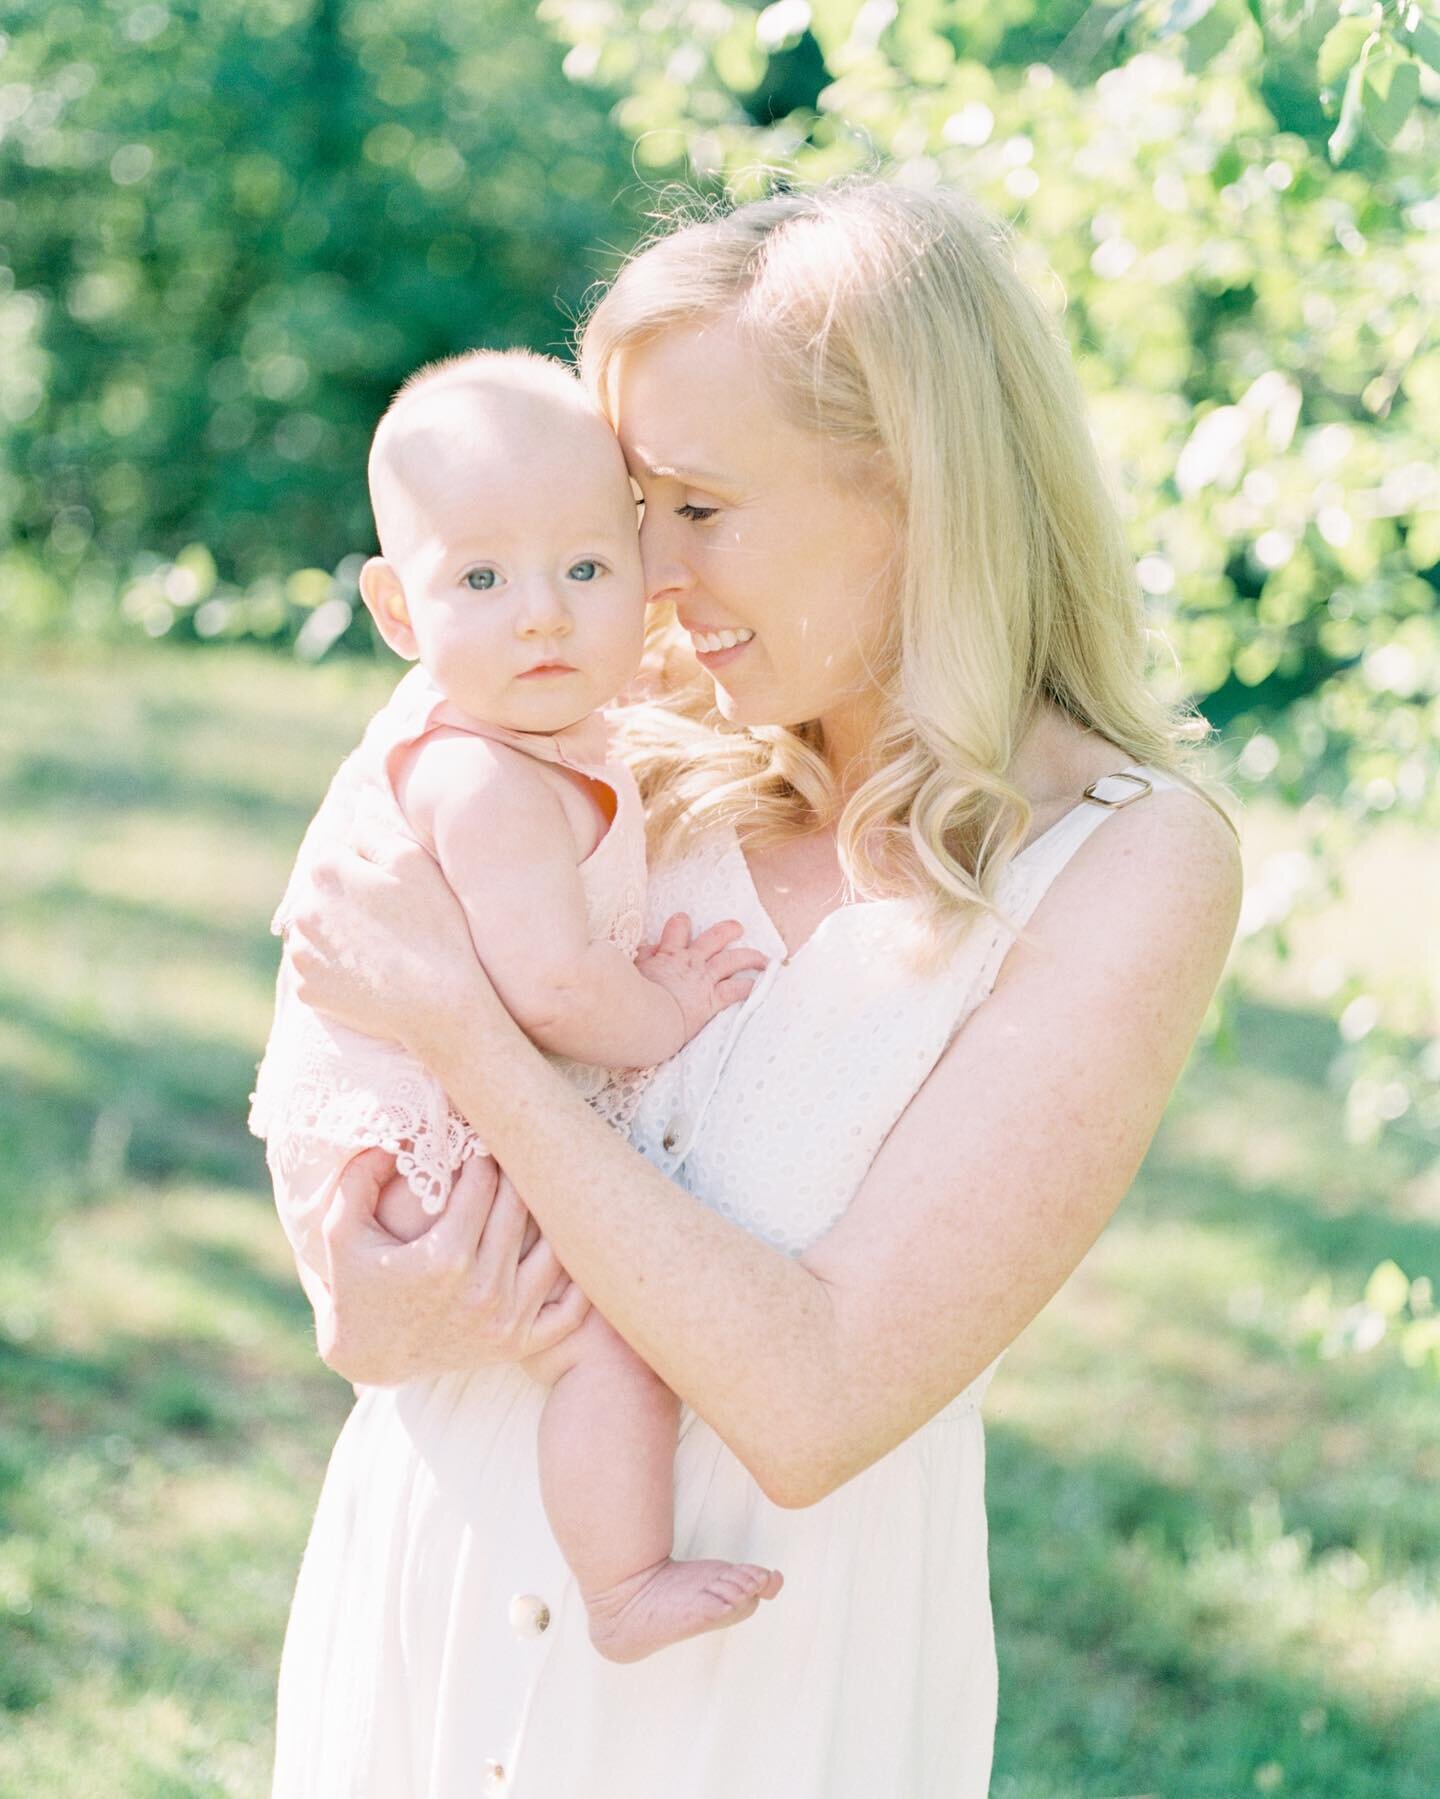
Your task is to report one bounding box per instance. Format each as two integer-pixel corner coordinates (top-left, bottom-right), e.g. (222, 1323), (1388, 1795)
(612, 310), (897, 749)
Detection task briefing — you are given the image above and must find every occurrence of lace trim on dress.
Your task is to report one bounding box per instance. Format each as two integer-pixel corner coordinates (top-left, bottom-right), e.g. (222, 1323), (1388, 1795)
(252, 1055), (489, 1214)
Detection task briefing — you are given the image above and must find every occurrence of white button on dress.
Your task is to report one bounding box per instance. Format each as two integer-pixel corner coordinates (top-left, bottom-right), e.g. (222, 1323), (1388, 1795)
(508, 1592), (551, 1638)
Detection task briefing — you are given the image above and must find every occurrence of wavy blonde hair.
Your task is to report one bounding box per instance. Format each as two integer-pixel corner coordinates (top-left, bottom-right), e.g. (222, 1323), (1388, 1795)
(580, 178), (1227, 960)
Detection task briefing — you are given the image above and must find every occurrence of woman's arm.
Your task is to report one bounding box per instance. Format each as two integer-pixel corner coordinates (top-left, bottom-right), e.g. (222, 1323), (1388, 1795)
(290, 790), (1240, 1504)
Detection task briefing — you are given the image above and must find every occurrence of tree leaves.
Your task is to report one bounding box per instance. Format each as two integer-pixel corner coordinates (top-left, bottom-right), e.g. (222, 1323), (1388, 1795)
(1317, 6), (1431, 163)
(1360, 41), (1421, 145)
(0, 0), (649, 635)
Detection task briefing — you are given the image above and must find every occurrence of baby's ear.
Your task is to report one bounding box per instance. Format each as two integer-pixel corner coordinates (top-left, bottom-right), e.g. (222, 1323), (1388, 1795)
(358, 557), (419, 659)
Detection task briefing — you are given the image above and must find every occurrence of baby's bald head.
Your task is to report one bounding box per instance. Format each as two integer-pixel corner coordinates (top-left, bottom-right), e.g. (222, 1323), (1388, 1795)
(368, 349), (628, 566)
(356, 346), (646, 729)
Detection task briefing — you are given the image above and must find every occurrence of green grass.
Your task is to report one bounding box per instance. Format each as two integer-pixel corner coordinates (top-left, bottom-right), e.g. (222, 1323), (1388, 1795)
(2, 640), (1437, 1796)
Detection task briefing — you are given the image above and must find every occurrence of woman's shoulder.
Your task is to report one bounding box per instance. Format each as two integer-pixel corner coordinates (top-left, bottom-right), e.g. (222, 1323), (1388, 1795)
(1092, 765), (1241, 894)
(1005, 766), (1242, 1002)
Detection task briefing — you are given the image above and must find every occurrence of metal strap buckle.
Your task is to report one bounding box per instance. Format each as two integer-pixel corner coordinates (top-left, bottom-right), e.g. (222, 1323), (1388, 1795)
(1081, 771), (1153, 810)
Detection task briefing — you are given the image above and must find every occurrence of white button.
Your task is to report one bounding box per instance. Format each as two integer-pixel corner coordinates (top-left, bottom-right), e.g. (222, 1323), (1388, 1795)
(661, 1112), (689, 1154)
(484, 1759), (506, 1794)
(509, 1592), (551, 1638)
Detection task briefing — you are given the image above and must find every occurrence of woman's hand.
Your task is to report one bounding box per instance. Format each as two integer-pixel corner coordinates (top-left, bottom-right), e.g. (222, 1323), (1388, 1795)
(311, 1148), (591, 1386)
(285, 832), (494, 1051)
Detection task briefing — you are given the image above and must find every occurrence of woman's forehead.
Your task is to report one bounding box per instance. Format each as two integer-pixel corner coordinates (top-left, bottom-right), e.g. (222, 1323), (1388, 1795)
(617, 315), (766, 414)
(613, 318), (791, 476)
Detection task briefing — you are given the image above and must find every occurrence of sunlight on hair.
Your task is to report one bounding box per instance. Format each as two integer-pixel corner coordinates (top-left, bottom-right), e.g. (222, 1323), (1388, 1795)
(580, 176), (1230, 966)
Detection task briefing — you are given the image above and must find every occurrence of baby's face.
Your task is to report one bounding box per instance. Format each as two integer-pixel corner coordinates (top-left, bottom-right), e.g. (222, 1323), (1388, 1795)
(369, 381), (646, 733)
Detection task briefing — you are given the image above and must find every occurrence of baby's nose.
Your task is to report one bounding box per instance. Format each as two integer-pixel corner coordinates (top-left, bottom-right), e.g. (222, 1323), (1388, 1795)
(518, 584), (572, 634)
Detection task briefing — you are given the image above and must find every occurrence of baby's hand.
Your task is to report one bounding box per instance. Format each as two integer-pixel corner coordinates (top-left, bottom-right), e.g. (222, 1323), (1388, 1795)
(634, 914), (768, 1048)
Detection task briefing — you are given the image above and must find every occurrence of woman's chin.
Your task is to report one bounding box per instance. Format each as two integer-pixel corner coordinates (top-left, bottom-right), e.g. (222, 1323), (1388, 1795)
(708, 680), (765, 728)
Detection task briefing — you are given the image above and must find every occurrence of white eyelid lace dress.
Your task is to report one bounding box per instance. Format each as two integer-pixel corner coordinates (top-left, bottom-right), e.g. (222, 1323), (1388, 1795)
(271, 763), (1181, 1799)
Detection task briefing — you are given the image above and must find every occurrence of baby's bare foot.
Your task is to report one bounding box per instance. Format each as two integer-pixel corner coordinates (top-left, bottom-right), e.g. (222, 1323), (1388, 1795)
(585, 1557), (784, 1664)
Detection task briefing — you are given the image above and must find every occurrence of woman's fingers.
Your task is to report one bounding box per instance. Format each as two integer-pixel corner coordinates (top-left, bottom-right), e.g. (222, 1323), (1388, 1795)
(325, 1147), (401, 1248)
(472, 1170), (530, 1298)
(513, 1230), (564, 1317)
(425, 1153), (500, 1268)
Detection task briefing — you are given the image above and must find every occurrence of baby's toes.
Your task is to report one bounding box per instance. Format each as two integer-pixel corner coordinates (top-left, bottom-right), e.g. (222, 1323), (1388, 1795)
(726, 1562), (784, 1600)
(708, 1564), (781, 1607)
(731, 1563), (777, 1597)
(704, 1573), (755, 1610)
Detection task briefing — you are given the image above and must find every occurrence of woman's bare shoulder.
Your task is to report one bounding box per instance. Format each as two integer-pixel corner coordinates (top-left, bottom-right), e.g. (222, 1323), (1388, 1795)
(991, 777), (1243, 1025)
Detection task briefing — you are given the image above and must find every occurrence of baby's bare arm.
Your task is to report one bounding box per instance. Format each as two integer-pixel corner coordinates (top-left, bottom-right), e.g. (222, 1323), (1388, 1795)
(398, 733), (695, 1067)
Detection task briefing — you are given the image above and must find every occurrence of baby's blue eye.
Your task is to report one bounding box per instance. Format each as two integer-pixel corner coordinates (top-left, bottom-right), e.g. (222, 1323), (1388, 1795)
(568, 560), (599, 582)
(463, 568), (497, 591)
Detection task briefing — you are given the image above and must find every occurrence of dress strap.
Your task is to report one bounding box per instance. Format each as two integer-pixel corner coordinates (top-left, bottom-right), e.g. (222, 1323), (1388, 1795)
(952, 763), (1181, 1016)
(1001, 763), (1182, 935)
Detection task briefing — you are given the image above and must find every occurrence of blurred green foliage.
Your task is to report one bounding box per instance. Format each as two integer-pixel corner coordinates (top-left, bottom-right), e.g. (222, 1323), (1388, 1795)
(0, 0), (647, 652)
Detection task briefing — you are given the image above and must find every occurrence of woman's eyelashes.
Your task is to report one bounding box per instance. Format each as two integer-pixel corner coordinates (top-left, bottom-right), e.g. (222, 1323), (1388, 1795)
(675, 502), (718, 522)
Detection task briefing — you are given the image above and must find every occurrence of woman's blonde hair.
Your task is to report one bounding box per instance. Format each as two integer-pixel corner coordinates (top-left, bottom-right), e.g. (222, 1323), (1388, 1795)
(580, 177), (1227, 960)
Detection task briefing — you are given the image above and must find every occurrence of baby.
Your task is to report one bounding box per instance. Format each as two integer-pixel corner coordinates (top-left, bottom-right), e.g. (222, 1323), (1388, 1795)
(250, 350), (783, 1661)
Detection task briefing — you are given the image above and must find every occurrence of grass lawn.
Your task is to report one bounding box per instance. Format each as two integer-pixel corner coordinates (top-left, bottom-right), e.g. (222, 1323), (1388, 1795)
(2, 640), (1436, 1796)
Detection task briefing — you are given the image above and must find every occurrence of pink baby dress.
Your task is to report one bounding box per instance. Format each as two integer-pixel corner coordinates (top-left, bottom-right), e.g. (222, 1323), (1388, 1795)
(248, 664), (648, 1273)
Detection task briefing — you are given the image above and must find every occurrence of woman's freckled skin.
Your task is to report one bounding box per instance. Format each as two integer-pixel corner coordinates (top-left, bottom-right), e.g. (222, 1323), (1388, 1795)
(615, 310), (897, 787)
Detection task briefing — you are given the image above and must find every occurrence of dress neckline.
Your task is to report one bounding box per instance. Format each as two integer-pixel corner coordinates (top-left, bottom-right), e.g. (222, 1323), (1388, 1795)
(390, 665), (613, 773)
(730, 764), (1157, 969)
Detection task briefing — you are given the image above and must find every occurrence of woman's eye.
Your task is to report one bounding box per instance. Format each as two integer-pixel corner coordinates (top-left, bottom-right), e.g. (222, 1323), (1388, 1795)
(463, 568), (498, 591)
(675, 503), (718, 522)
(568, 560), (600, 582)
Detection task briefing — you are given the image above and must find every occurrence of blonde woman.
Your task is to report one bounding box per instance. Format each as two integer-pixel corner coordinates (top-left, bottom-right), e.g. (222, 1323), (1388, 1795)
(275, 179), (1241, 1797)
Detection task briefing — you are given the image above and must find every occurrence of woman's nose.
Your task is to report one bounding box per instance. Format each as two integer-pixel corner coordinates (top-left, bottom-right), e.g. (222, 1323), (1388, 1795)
(639, 510), (694, 608)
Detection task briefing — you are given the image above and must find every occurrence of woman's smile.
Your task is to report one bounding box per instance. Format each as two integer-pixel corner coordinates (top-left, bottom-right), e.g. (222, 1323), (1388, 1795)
(688, 626), (756, 666)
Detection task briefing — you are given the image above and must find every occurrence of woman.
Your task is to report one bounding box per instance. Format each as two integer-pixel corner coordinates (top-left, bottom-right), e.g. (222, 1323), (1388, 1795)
(276, 180), (1241, 1796)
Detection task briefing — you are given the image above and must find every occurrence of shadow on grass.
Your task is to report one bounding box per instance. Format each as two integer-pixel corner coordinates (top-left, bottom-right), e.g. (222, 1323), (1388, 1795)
(1215, 995), (1348, 1088)
(9, 878), (284, 983)
(0, 982), (268, 1218)
(173, 1234), (313, 1338)
(1139, 993), (1440, 1283)
(6, 745), (315, 836)
(0, 1297), (325, 1464)
(1143, 1162), (1440, 1287)
(0, 1307), (350, 1725)
(987, 1424), (1439, 1799)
